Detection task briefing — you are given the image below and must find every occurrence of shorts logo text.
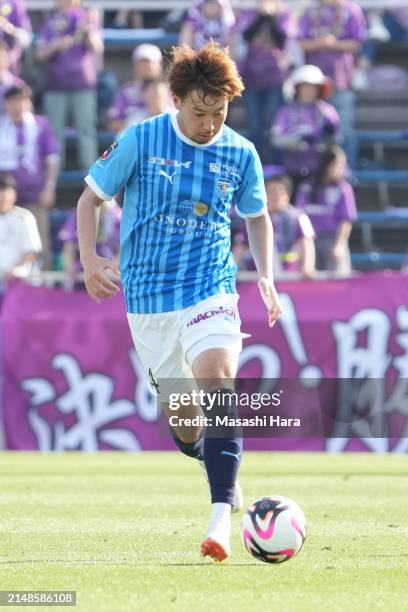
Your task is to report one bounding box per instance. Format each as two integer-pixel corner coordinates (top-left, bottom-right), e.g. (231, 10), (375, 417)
(187, 306), (237, 327)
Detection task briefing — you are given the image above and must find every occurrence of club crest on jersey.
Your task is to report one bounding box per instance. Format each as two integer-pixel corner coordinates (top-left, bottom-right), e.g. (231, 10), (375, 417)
(100, 141), (118, 160)
(194, 202), (208, 217)
(217, 178), (233, 203)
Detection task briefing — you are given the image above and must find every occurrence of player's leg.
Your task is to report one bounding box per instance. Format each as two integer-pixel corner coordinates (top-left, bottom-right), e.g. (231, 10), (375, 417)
(191, 345), (242, 562)
(127, 310), (203, 453)
(179, 293), (248, 561)
(161, 398), (204, 458)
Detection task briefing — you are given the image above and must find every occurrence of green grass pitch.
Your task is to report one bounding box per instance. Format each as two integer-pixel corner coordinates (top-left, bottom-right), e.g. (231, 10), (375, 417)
(0, 452), (407, 612)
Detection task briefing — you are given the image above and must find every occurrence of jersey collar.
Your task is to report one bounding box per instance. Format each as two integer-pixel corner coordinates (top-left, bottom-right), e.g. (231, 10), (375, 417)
(170, 112), (223, 148)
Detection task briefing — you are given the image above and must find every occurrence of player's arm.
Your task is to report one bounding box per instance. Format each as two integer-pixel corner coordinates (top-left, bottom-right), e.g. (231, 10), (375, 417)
(236, 150), (282, 327)
(77, 187), (120, 303)
(245, 212), (282, 328)
(78, 127), (138, 302)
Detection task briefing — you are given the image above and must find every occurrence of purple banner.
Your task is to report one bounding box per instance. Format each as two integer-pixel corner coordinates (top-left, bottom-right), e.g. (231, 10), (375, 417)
(2, 273), (408, 452)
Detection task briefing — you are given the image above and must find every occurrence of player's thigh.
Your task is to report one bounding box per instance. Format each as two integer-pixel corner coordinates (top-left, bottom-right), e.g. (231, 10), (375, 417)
(127, 311), (196, 403)
(192, 345), (240, 389)
(180, 293), (246, 391)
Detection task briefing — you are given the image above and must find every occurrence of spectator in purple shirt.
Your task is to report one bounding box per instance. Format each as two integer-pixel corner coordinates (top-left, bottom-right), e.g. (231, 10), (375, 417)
(356, 9), (408, 89)
(0, 0), (32, 73)
(265, 169), (315, 277)
(107, 43), (163, 134)
(271, 64), (339, 196)
(0, 40), (24, 114)
(179, 0), (235, 49)
(35, 0), (103, 170)
(234, 167), (316, 276)
(299, 0), (366, 169)
(58, 199), (121, 289)
(230, 0), (297, 161)
(143, 78), (173, 119)
(295, 145), (357, 274)
(0, 85), (59, 269)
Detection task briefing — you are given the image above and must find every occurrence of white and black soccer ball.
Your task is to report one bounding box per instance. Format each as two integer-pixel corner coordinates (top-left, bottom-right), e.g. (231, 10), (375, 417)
(241, 495), (307, 563)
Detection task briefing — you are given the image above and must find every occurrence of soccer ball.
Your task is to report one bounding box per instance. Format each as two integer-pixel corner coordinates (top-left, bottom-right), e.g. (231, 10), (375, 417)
(241, 495), (307, 563)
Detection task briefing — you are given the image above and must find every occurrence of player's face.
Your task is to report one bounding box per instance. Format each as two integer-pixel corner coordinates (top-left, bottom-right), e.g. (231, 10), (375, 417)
(174, 90), (229, 144)
(0, 187), (17, 213)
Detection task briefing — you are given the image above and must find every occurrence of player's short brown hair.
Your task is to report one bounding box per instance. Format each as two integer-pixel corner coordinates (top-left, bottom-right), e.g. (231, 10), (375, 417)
(168, 42), (244, 102)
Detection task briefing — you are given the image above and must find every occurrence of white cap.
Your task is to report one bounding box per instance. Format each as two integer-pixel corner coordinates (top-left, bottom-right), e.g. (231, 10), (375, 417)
(291, 64), (328, 87)
(284, 64), (333, 100)
(132, 44), (163, 64)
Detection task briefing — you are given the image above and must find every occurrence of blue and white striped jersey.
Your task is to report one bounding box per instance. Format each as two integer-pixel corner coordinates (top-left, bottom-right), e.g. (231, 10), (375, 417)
(86, 112), (266, 314)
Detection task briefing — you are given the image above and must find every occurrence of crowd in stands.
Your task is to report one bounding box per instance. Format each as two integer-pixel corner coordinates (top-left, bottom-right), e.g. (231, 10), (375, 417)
(0, 0), (407, 294)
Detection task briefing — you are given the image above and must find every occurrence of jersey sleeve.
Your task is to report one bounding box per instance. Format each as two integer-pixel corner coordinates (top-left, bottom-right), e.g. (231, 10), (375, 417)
(235, 148), (267, 219)
(85, 126), (139, 200)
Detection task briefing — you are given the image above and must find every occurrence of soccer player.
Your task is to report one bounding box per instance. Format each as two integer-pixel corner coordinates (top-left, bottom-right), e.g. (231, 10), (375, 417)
(77, 43), (282, 563)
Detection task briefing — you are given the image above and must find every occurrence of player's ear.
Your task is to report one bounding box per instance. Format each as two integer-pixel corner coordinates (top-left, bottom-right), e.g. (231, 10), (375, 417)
(172, 94), (183, 111)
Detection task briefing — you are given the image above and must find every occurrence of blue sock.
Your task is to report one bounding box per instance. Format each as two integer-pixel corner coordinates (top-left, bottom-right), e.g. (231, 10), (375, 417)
(203, 388), (243, 505)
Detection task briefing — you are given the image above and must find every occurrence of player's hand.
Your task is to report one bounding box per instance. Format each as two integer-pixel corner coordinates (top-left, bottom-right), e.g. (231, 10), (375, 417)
(258, 277), (282, 328)
(81, 254), (121, 303)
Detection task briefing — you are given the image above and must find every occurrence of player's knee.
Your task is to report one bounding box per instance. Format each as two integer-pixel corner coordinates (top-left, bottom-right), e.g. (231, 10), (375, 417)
(174, 426), (203, 444)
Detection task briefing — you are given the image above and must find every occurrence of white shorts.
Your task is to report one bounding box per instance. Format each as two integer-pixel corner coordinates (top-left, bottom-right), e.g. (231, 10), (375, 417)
(127, 293), (249, 402)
